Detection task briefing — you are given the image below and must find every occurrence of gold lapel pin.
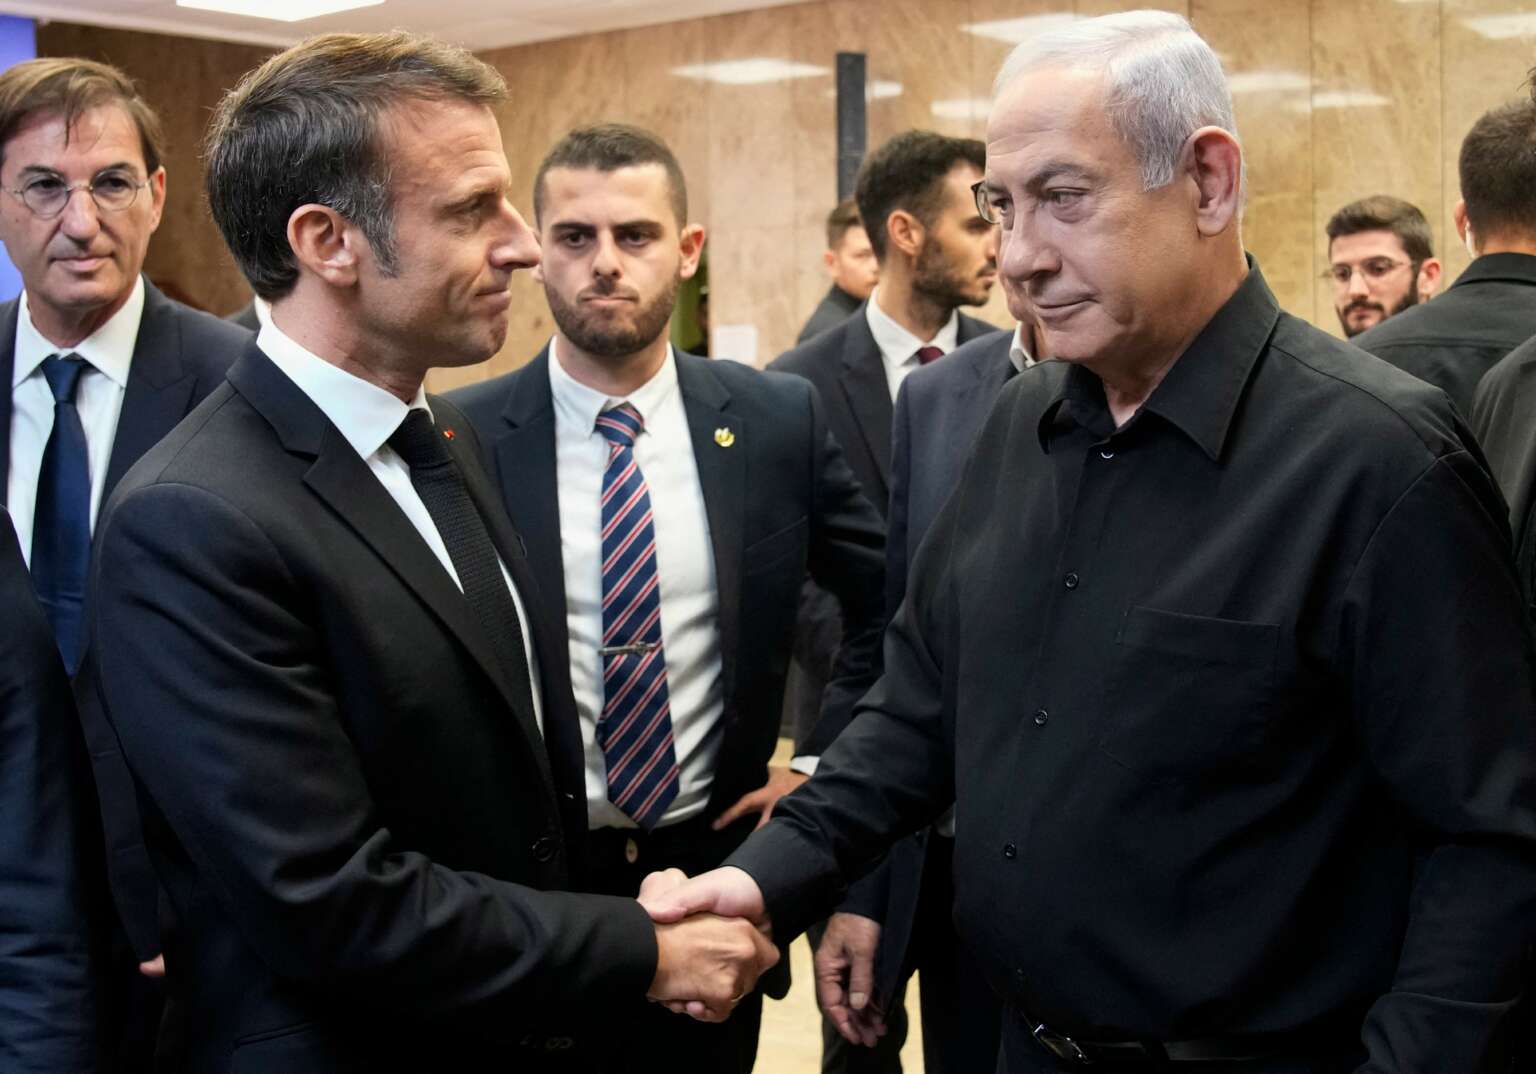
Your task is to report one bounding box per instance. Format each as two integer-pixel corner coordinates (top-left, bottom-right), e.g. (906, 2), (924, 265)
(714, 426), (736, 448)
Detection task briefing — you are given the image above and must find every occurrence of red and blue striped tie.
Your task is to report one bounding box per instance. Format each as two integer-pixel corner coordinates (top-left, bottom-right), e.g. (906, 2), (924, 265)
(595, 403), (679, 830)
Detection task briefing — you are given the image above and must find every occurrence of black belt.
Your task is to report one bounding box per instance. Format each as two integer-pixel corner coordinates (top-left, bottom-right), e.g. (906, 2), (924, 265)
(1023, 1010), (1338, 1065)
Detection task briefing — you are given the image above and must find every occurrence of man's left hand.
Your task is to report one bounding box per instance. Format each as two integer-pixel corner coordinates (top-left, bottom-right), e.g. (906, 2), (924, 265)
(713, 765), (808, 830)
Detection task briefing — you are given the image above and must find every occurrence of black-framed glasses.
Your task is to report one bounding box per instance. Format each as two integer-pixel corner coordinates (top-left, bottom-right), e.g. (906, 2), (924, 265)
(972, 179), (1002, 225)
(4, 168), (151, 218)
(1322, 258), (1414, 286)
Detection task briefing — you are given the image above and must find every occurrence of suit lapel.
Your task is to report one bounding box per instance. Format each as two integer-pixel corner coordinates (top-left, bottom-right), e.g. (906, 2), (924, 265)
(838, 316), (893, 498)
(676, 353), (745, 705)
(228, 351), (548, 771)
(0, 300), (16, 506)
(487, 350), (570, 672)
(103, 282), (198, 502)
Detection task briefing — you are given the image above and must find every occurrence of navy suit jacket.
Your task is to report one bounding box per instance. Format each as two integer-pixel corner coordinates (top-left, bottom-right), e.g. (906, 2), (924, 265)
(85, 346), (657, 1072)
(843, 330), (1021, 999)
(447, 348), (886, 773)
(769, 305), (1003, 749)
(0, 506), (104, 1072)
(0, 279), (250, 958)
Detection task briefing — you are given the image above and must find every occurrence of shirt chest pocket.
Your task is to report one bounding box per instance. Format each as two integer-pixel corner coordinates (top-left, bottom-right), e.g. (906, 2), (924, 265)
(1098, 606), (1279, 782)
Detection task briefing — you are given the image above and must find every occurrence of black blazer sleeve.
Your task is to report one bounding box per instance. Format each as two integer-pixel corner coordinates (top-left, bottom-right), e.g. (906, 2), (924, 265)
(797, 383), (887, 757)
(92, 482), (658, 1025)
(0, 512), (102, 1072)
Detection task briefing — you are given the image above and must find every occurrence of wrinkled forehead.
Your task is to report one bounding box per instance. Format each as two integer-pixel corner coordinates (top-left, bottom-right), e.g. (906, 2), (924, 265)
(2, 102), (148, 176)
(985, 65), (1124, 183)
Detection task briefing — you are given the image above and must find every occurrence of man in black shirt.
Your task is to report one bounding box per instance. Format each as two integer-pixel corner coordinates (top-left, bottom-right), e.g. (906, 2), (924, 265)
(798, 199), (878, 343)
(641, 11), (1536, 1073)
(1353, 95), (1536, 414)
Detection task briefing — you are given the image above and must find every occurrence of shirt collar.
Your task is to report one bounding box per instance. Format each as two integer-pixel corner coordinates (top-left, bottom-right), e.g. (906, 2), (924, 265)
(1448, 252), (1536, 290)
(13, 275), (145, 390)
(1009, 324), (1035, 373)
(256, 319), (428, 461)
(1037, 259), (1280, 461)
(864, 286), (961, 366)
(548, 336), (680, 436)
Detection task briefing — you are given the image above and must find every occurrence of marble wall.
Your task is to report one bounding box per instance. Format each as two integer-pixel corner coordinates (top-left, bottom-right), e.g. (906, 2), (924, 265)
(35, 3), (1536, 390)
(450, 0), (1536, 389)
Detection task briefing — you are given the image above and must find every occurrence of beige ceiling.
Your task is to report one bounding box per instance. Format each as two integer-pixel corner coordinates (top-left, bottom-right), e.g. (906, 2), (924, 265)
(4, 0), (813, 50)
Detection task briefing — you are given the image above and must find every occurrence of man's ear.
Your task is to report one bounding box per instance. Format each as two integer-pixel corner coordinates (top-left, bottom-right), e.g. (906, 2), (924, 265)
(145, 167), (167, 234)
(1417, 257), (1442, 301)
(286, 203), (362, 288)
(678, 223), (706, 280)
(1184, 126), (1243, 238)
(1454, 199), (1477, 256)
(886, 209), (925, 261)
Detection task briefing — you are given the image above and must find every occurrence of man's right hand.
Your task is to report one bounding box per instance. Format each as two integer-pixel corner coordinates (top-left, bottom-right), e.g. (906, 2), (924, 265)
(647, 913), (779, 1022)
(815, 912), (887, 1046)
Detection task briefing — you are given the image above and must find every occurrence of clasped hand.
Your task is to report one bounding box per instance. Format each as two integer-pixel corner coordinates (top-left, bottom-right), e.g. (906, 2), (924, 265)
(639, 866), (776, 1022)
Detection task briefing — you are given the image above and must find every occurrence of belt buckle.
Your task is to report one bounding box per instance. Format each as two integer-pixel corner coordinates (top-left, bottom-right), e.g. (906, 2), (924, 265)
(1033, 1022), (1090, 1063)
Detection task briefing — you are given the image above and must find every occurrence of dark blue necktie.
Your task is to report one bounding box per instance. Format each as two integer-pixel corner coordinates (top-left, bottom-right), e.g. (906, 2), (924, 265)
(595, 403), (679, 830)
(32, 354), (92, 673)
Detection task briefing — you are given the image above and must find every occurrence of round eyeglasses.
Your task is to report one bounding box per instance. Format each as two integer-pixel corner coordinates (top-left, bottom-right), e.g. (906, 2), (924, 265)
(5, 169), (151, 218)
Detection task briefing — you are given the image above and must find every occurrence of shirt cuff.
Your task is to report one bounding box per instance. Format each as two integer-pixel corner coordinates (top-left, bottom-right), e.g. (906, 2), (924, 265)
(789, 755), (820, 777)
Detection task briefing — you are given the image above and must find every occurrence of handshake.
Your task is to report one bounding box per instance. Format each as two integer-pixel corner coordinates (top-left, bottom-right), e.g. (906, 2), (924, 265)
(638, 866), (778, 1023)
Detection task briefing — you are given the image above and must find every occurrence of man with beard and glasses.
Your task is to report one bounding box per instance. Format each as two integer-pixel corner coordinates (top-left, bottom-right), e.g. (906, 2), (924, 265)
(447, 123), (885, 1074)
(768, 131), (1002, 1074)
(1354, 96), (1536, 415)
(1324, 195), (1440, 339)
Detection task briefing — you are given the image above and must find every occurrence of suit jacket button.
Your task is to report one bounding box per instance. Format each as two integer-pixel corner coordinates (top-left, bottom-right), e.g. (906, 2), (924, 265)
(531, 836), (558, 863)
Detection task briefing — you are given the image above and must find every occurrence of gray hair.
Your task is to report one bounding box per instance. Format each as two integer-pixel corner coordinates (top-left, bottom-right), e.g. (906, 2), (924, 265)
(992, 10), (1240, 193)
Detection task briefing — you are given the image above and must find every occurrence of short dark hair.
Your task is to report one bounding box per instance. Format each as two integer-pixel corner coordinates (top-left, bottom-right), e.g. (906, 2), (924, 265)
(855, 130), (986, 263)
(1325, 195), (1434, 262)
(0, 57), (164, 175)
(1458, 98), (1536, 242)
(204, 31), (507, 301)
(825, 198), (863, 250)
(533, 123), (687, 227)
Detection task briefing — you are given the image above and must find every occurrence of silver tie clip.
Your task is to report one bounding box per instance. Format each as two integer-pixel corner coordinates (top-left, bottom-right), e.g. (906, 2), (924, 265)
(599, 641), (659, 657)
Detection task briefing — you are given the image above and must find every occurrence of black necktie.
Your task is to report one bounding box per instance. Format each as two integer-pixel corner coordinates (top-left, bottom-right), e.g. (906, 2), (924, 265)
(32, 354), (92, 672)
(388, 409), (535, 719)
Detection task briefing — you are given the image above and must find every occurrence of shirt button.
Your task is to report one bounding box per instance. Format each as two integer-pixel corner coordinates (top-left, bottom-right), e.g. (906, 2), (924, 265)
(1100, 449), (1115, 460)
(1003, 842), (1017, 859)
(1033, 709), (1049, 727)
(1064, 572), (1079, 590)
(531, 836), (558, 863)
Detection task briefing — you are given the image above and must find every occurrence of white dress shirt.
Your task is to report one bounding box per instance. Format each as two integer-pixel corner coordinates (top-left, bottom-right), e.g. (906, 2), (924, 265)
(864, 286), (961, 402)
(256, 320), (544, 732)
(7, 277), (144, 562)
(1009, 324), (1037, 372)
(548, 339), (724, 830)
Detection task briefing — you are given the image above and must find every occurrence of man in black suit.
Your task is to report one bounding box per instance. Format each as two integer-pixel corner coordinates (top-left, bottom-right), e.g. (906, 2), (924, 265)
(646, 12), (1536, 1073)
(819, 314), (1043, 1074)
(86, 35), (775, 1074)
(769, 128), (1002, 1073)
(798, 198), (877, 344)
(1, 504), (103, 1072)
(0, 55), (248, 1068)
(1353, 95), (1536, 414)
(448, 123), (885, 1074)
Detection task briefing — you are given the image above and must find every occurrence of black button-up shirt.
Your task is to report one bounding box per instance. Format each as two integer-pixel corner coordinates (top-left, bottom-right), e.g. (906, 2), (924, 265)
(733, 266), (1536, 1071)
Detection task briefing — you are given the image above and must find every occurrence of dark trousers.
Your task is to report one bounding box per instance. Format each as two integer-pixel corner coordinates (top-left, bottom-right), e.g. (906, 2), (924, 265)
(913, 835), (1002, 1074)
(582, 813), (768, 1074)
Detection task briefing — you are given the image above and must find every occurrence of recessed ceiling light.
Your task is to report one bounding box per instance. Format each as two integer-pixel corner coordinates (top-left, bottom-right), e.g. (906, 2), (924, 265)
(671, 59), (829, 86)
(176, 0), (383, 21)
(1309, 91), (1392, 109)
(960, 15), (1076, 45)
(1461, 13), (1536, 39)
(930, 97), (990, 121)
(1227, 71), (1310, 95)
